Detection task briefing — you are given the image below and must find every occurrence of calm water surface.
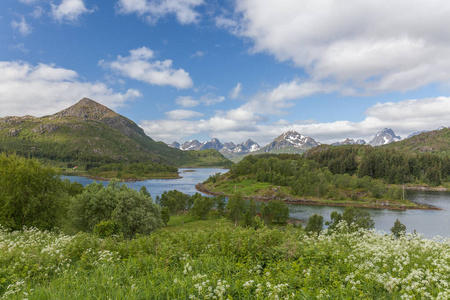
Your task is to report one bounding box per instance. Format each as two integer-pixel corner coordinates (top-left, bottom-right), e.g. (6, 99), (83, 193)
(62, 168), (450, 238)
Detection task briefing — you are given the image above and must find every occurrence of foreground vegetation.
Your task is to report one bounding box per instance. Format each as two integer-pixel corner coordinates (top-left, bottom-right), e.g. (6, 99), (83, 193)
(2, 218), (450, 299)
(3, 153), (450, 299)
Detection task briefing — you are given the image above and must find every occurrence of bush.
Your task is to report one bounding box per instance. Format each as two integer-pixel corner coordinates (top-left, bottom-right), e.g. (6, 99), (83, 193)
(0, 153), (67, 230)
(93, 220), (121, 238)
(70, 180), (163, 238)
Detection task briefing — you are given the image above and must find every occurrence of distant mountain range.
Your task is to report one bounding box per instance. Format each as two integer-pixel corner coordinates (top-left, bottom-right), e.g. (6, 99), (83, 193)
(170, 126), (449, 159)
(170, 130), (320, 159)
(0, 98), (231, 168)
(169, 138), (261, 159)
(332, 138), (367, 146)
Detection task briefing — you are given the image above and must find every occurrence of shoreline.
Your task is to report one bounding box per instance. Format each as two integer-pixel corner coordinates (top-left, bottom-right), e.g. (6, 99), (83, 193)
(196, 183), (441, 211)
(61, 172), (181, 182)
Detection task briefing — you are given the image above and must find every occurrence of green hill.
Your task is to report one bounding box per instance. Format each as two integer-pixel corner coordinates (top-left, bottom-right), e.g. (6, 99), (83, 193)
(383, 127), (450, 155)
(0, 98), (231, 169)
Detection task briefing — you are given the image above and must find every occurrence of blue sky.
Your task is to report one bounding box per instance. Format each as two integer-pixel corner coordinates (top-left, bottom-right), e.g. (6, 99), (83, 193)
(2, 0), (450, 145)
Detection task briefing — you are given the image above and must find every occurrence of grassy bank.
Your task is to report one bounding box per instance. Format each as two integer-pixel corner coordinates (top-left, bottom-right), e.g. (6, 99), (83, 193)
(1, 216), (450, 299)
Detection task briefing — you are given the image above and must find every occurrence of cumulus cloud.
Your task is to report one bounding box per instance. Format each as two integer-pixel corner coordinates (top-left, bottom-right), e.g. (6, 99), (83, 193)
(0, 61), (141, 117)
(51, 0), (94, 23)
(11, 17), (33, 36)
(116, 0), (204, 25)
(243, 80), (337, 116)
(166, 109), (203, 120)
(140, 95), (450, 145)
(99, 46), (193, 89)
(227, 0), (450, 94)
(200, 93), (225, 106)
(229, 82), (241, 99)
(176, 96), (199, 107)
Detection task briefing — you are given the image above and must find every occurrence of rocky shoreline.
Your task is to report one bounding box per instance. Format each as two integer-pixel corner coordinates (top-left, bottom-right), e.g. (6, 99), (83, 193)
(196, 183), (441, 211)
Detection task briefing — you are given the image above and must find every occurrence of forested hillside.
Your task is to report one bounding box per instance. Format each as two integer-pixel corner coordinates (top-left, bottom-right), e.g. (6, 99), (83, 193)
(0, 98), (232, 172)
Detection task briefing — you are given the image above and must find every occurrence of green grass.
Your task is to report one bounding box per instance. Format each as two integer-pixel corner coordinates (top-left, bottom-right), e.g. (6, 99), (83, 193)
(202, 177), (432, 210)
(2, 221), (450, 299)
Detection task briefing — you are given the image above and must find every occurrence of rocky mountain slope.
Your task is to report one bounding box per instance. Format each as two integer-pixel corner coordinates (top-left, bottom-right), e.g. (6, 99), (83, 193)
(0, 98), (231, 168)
(169, 138), (261, 158)
(257, 130), (319, 154)
(369, 128), (401, 146)
(332, 138), (367, 146)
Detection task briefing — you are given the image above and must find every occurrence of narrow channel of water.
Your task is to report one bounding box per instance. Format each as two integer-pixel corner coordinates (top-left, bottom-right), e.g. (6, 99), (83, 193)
(62, 168), (450, 238)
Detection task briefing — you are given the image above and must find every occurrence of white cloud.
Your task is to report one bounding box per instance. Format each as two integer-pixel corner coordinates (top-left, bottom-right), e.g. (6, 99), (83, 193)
(200, 93), (224, 106)
(116, 0), (204, 25)
(176, 96), (199, 107)
(229, 82), (241, 99)
(166, 109), (203, 120)
(11, 17), (33, 36)
(9, 43), (29, 53)
(228, 0), (450, 94)
(0, 61), (141, 117)
(51, 0), (94, 23)
(140, 95), (450, 145)
(99, 46), (193, 89)
(243, 79), (337, 115)
(190, 50), (205, 58)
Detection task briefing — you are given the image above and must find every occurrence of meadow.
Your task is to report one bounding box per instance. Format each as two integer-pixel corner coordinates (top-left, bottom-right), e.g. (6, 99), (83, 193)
(1, 215), (450, 299)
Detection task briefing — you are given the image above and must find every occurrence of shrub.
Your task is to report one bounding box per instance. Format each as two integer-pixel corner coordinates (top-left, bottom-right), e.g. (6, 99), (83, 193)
(0, 153), (67, 230)
(93, 220), (121, 238)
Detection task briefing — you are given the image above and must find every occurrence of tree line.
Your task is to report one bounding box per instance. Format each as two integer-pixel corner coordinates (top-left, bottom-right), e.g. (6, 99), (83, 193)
(306, 145), (450, 186)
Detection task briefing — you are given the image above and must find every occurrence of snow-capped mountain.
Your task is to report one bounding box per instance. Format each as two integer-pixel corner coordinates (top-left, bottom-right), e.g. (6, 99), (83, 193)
(406, 126), (447, 139)
(332, 138), (367, 146)
(168, 138), (261, 157)
(369, 128), (401, 146)
(259, 130), (319, 153)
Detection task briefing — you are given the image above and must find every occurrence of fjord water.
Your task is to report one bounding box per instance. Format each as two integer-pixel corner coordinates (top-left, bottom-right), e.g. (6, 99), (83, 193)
(62, 168), (450, 238)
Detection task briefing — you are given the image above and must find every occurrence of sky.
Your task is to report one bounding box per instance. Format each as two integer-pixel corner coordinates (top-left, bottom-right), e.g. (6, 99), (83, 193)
(2, 0), (450, 146)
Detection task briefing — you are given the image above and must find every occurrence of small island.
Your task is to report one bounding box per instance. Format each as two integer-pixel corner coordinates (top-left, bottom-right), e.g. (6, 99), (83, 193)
(197, 149), (450, 210)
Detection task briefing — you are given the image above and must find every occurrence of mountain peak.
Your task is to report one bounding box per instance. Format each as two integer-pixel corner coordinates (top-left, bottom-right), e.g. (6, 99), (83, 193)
(53, 98), (118, 120)
(52, 98), (150, 141)
(261, 130), (319, 153)
(370, 128), (401, 146)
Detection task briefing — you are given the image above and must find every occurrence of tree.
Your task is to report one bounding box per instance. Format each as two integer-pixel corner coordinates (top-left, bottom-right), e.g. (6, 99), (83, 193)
(70, 180), (162, 238)
(113, 186), (162, 238)
(391, 219), (406, 238)
(326, 211), (343, 231)
(267, 200), (290, 224)
(305, 213), (324, 234)
(227, 192), (245, 226)
(343, 206), (374, 230)
(191, 195), (214, 220)
(157, 190), (190, 214)
(140, 186), (151, 198)
(161, 207), (170, 226)
(260, 202), (270, 225)
(0, 153), (67, 230)
(215, 195), (226, 216)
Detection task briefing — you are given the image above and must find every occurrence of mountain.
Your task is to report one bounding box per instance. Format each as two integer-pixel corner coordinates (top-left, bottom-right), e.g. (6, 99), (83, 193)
(169, 138), (261, 159)
(0, 98), (231, 168)
(406, 126), (447, 139)
(369, 128), (401, 146)
(332, 138), (367, 146)
(384, 127), (450, 153)
(258, 130), (319, 154)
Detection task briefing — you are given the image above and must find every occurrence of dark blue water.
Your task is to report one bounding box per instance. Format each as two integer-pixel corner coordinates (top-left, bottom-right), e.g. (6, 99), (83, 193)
(62, 169), (450, 238)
